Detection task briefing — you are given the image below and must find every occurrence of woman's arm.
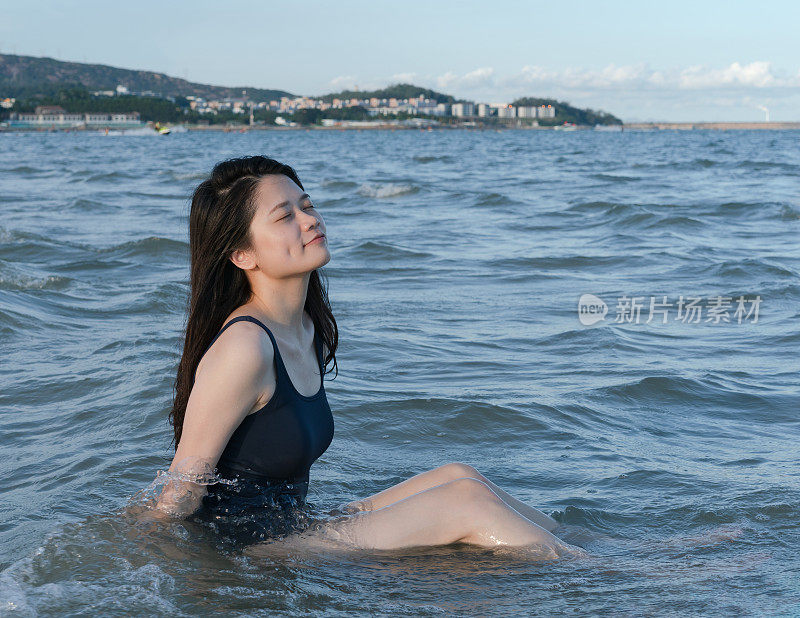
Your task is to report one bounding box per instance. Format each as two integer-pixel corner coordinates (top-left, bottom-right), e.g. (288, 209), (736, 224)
(153, 455), (218, 517)
(154, 321), (275, 518)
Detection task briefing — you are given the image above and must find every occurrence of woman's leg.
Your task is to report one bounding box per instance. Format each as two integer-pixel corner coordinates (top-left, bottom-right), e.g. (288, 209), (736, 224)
(321, 477), (576, 555)
(343, 462), (559, 532)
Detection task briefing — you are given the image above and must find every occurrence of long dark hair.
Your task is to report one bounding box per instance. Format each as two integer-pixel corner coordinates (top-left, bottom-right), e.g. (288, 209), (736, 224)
(169, 155), (338, 450)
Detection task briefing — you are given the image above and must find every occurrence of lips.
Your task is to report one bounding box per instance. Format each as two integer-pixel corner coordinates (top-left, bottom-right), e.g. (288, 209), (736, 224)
(306, 233), (325, 246)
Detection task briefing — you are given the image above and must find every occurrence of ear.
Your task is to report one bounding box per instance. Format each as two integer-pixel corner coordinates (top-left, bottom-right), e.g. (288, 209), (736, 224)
(229, 248), (256, 271)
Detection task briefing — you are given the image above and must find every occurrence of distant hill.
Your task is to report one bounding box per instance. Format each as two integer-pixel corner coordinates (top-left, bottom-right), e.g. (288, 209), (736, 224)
(0, 53), (294, 102)
(316, 83), (456, 104)
(316, 84), (620, 125)
(0, 54), (622, 126)
(511, 96), (622, 126)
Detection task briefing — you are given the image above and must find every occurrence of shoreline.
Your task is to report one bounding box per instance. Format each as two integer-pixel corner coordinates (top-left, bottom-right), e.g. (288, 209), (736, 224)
(2, 120), (799, 133)
(622, 121), (800, 130)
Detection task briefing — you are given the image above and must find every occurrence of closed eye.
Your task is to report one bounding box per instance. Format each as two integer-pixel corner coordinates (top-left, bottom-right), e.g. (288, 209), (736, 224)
(278, 204), (315, 221)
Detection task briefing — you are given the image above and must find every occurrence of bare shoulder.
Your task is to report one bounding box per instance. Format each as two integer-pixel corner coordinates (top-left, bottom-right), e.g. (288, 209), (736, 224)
(176, 320), (277, 474)
(195, 319), (275, 386)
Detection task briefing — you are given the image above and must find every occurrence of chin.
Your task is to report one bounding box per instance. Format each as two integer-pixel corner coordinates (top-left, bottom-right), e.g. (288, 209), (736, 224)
(310, 251), (331, 269)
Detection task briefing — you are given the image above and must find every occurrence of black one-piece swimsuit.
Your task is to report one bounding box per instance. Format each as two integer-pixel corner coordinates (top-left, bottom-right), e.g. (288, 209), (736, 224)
(190, 315), (335, 546)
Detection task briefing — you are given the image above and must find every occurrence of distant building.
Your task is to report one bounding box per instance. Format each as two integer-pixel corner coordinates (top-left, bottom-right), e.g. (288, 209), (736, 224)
(8, 110), (143, 128)
(516, 106), (537, 118)
(35, 105), (67, 115)
(116, 85), (129, 95)
(477, 103), (493, 117)
(435, 103), (450, 116)
(451, 102), (474, 117)
(416, 103), (439, 115)
(496, 105), (515, 118)
(0, 97), (14, 109)
(537, 105), (556, 118)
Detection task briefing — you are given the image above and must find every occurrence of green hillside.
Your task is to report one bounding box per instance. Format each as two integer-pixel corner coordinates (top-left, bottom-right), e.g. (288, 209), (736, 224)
(0, 54), (622, 127)
(0, 53), (294, 102)
(511, 96), (622, 126)
(316, 83), (456, 104)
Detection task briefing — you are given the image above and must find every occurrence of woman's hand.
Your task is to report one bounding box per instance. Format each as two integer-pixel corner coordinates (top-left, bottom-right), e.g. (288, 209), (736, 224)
(153, 456), (215, 518)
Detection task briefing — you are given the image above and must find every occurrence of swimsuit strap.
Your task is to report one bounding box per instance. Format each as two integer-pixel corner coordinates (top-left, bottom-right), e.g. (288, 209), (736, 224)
(197, 315), (323, 384)
(232, 316), (323, 372)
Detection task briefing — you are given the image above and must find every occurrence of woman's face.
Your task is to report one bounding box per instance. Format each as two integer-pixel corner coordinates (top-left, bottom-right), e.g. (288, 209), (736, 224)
(238, 174), (330, 278)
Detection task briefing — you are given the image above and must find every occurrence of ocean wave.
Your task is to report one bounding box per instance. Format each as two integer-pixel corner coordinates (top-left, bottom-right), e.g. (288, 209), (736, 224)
(534, 326), (621, 349)
(95, 236), (189, 260)
(357, 182), (419, 198)
(554, 505), (627, 531)
(565, 201), (635, 214)
(0, 228), (88, 263)
(347, 397), (560, 445)
(646, 214), (705, 229)
(412, 154), (453, 163)
(0, 165), (44, 175)
(0, 272), (71, 291)
(589, 173), (641, 183)
(74, 170), (141, 183)
(736, 160), (799, 173)
(586, 375), (798, 423)
(124, 281), (189, 315)
(67, 197), (111, 212)
(321, 179), (358, 189)
(702, 258), (797, 280)
(340, 240), (434, 260)
(164, 170), (207, 181)
(779, 205), (800, 220)
(473, 192), (525, 208)
(488, 254), (629, 270)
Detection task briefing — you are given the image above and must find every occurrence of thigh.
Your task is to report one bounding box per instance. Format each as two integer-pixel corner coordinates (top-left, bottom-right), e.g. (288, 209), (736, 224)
(310, 477), (494, 551)
(347, 462), (478, 512)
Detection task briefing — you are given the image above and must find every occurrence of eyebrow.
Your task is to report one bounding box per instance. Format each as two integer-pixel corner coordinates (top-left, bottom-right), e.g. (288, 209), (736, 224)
(269, 193), (311, 216)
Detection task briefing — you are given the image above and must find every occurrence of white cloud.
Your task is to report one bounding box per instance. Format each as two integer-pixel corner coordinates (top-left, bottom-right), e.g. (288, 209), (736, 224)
(330, 62), (800, 120)
(328, 75), (357, 90)
(328, 62), (799, 99)
(390, 72), (417, 83)
(327, 75), (385, 93)
(435, 67), (495, 92)
(678, 61), (779, 88)
(501, 61), (799, 92)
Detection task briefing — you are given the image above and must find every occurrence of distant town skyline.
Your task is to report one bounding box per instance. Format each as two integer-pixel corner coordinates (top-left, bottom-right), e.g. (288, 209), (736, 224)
(2, 0), (799, 122)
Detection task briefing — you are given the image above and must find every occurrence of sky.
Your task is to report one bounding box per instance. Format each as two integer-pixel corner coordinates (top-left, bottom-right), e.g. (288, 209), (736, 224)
(3, 0), (800, 122)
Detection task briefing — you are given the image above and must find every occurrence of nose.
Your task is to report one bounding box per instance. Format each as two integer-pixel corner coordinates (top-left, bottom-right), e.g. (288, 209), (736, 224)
(300, 208), (320, 229)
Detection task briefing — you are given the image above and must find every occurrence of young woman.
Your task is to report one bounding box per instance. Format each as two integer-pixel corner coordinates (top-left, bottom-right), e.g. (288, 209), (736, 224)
(155, 155), (579, 557)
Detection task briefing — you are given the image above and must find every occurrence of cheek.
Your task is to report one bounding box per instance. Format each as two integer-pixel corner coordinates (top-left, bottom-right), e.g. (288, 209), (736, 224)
(259, 230), (301, 261)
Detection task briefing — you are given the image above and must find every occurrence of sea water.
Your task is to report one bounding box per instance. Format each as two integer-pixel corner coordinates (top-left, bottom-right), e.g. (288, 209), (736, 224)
(1, 128), (798, 615)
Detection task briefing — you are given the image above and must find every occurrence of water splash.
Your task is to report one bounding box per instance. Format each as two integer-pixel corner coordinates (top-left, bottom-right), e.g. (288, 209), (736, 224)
(126, 466), (238, 516)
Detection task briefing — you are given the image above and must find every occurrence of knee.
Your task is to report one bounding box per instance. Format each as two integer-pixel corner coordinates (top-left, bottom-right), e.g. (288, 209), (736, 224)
(439, 462), (485, 482)
(444, 477), (499, 505)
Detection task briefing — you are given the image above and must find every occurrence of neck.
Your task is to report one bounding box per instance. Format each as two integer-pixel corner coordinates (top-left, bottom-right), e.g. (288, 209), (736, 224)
(247, 272), (312, 338)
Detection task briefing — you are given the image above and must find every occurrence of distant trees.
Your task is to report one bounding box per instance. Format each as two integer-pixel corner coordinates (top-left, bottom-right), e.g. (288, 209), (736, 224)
(7, 86), (186, 122)
(317, 82), (455, 105)
(511, 96), (622, 126)
(320, 106), (371, 121)
(1, 83), (623, 127)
